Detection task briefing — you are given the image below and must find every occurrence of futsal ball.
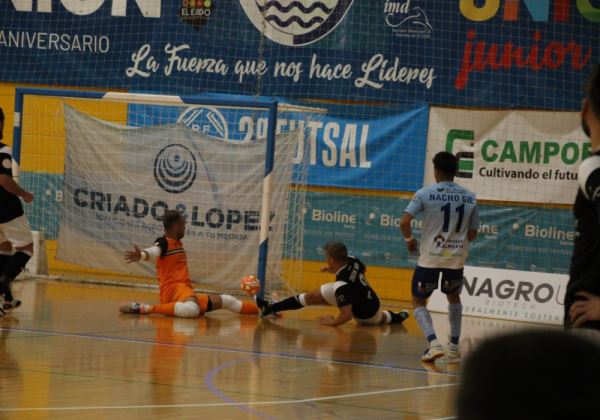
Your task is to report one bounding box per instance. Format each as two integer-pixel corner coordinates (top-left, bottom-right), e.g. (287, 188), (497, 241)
(240, 275), (261, 296)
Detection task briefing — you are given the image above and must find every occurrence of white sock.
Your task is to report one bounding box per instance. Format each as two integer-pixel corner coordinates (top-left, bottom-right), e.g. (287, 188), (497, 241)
(414, 306), (438, 343)
(448, 303), (463, 345)
(220, 294), (243, 313)
(173, 301), (200, 318)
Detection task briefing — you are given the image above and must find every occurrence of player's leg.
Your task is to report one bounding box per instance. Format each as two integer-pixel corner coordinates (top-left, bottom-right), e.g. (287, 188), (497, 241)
(377, 309), (410, 325)
(260, 284), (333, 317)
(0, 216), (33, 310)
(0, 239), (12, 274)
(354, 298), (409, 325)
(441, 268), (464, 360)
(120, 283), (201, 318)
(150, 284), (200, 318)
(412, 266), (444, 362)
(0, 238), (11, 272)
(0, 236), (10, 316)
(203, 294), (259, 315)
(147, 297), (200, 318)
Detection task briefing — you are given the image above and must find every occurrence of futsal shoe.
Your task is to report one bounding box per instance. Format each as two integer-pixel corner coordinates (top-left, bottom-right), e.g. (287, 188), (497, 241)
(2, 299), (21, 311)
(256, 296), (280, 318)
(446, 342), (461, 361)
(421, 340), (445, 363)
(119, 302), (148, 314)
(255, 295), (268, 311)
(398, 310), (410, 322)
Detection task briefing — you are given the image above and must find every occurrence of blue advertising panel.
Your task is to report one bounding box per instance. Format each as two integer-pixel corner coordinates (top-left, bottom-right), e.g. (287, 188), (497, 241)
(302, 191), (574, 273)
(0, 1), (598, 110)
(127, 99), (429, 191)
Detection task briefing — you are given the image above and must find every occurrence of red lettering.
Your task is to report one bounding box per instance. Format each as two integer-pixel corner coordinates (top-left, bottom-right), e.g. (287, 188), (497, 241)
(455, 30), (593, 90)
(554, 0), (570, 22)
(567, 41), (592, 70)
(455, 30), (476, 90)
(526, 31), (543, 70)
(541, 41), (566, 69)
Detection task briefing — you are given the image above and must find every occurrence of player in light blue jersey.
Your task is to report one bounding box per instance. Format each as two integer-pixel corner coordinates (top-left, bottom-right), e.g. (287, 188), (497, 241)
(400, 152), (479, 362)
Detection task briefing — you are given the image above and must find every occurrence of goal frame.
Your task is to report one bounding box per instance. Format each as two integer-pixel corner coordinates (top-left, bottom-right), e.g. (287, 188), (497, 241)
(12, 87), (281, 298)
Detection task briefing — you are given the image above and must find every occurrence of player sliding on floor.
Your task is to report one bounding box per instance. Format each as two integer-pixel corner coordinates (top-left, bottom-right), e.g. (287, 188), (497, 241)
(119, 210), (259, 318)
(259, 241), (409, 326)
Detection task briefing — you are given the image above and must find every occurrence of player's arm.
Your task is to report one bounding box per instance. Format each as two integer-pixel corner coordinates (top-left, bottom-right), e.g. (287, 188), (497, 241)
(124, 238), (167, 263)
(318, 285), (354, 326)
(579, 155), (600, 222)
(400, 192), (423, 253)
(0, 152), (33, 202)
(467, 204), (479, 242)
(318, 305), (353, 326)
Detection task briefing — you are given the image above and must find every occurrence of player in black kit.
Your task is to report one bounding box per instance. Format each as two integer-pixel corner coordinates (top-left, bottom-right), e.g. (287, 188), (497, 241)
(259, 241), (409, 326)
(0, 107), (35, 316)
(565, 65), (600, 329)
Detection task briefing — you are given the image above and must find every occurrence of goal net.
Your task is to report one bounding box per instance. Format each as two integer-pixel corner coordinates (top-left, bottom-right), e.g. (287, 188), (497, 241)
(14, 89), (320, 296)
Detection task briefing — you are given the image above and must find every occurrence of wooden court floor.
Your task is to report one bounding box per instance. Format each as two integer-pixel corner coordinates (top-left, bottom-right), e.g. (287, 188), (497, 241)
(0, 279), (552, 419)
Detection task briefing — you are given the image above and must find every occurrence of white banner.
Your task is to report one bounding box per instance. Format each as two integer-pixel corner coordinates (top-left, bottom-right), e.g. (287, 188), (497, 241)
(427, 266), (567, 325)
(425, 107), (589, 204)
(57, 106), (300, 288)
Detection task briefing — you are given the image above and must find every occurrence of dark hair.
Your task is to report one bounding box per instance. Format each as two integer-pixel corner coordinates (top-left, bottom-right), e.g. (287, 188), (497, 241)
(433, 151), (457, 177)
(0, 107), (4, 123)
(457, 330), (600, 420)
(323, 241), (348, 262)
(587, 64), (600, 119)
(162, 209), (183, 229)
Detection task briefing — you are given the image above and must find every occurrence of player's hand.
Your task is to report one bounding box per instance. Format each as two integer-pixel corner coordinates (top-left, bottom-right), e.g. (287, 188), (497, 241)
(317, 315), (336, 325)
(124, 245), (142, 263)
(406, 238), (418, 253)
(320, 265), (332, 273)
(570, 291), (600, 327)
(21, 191), (34, 203)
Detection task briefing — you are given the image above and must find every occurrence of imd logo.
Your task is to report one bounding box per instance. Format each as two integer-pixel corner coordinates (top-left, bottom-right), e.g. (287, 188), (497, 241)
(384, 0), (432, 39)
(445, 129), (475, 179)
(239, 0), (355, 47)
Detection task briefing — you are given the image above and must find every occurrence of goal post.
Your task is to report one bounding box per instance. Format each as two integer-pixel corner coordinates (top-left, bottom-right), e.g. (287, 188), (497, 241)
(11, 87), (322, 297)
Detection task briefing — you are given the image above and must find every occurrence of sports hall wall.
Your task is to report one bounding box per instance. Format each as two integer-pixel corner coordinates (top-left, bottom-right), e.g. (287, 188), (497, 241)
(0, 1), (598, 307)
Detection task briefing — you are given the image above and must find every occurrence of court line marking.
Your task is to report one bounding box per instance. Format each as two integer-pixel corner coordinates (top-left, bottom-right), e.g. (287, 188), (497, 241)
(0, 327), (459, 377)
(0, 382), (458, 412)
(204, 357), (278, 420)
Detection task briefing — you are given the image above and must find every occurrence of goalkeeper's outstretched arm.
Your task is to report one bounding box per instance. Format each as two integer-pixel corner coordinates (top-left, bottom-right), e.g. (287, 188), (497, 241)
(124, 243), (163, 263)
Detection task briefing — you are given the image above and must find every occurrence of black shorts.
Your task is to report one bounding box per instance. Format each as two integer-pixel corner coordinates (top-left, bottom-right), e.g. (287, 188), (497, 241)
(411, 266), (464, 299)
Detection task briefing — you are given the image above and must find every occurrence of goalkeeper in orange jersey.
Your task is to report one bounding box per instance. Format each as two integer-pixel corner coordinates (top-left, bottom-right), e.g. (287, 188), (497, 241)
(119, 210), (259, 318)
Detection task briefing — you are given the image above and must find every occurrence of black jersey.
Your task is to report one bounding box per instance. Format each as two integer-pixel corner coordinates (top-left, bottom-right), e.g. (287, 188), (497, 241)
(0, 142), (24, 224)
(565, 152), (600, 329)
(334, 256), (381, 319)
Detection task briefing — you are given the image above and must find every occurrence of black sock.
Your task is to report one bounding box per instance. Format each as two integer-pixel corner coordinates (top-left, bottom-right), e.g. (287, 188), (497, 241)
(0, 254), (10, 272)
(0, 275), (13, 301)
(387, 310), (409, 325)
(267, 295), (304, 313)
(205, 297), (214, 313)
(2, 251), (31, 280)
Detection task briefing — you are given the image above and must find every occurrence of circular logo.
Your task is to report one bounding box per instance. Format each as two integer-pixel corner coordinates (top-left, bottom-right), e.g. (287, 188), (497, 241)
(154, 144), (197, 194)
(177, 106), (229, 141)
(239, 0), (355, 46)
